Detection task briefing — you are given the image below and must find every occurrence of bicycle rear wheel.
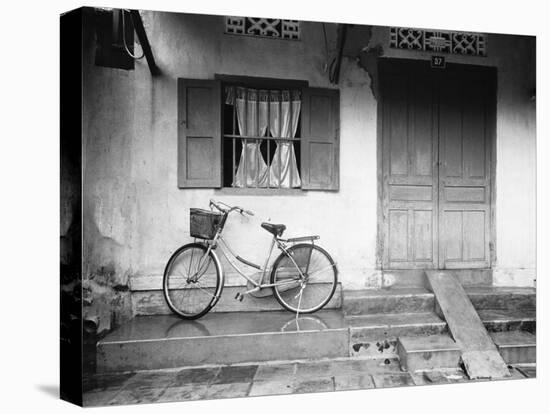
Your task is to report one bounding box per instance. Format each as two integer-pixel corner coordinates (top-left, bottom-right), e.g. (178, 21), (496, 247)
(163, 243), (223, 319)
(271, 243), (338, 314)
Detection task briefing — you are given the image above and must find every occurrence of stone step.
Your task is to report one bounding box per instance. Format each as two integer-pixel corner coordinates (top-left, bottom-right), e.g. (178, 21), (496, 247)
(479, 309), (536, 333)
(343, 288), (434, 316)
(397, 335), (461, 372)
(97, 310), (349, 373)
(490, 331), (536, 364)
(98, 310), (449, 373)
(347, 312), (448, 358)
(347, 307), (536, 359)
(465, 287), (535, 311)
(132, 283), (343, 315)
(97, 306), (536, 373)
(342, 286), (535, 317)
(381, 269), (493, 288)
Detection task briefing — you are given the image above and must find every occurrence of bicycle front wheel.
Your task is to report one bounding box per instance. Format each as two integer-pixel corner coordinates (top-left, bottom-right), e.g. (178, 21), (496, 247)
(163, 243), (223, 319)
(271, 243), (338, 314)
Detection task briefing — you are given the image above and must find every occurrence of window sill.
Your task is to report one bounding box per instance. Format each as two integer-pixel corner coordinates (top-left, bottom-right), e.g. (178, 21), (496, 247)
(215, 187), (305, 196)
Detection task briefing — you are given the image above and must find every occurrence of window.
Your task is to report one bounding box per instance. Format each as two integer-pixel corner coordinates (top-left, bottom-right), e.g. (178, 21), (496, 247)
(223, 85), (302, 189)
(177, 77), (340, 191)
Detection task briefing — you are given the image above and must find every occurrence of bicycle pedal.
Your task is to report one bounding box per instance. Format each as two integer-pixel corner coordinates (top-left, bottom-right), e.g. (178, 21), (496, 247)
(235, 292), (244, 302)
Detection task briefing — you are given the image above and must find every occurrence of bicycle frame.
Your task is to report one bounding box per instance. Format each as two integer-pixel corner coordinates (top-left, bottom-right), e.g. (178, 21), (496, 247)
(194, 217), (319, 298)
(206, 232), (305, 292)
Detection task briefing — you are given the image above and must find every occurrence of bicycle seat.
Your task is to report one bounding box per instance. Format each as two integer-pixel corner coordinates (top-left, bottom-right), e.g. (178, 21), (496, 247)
(261, 222), (286, 237)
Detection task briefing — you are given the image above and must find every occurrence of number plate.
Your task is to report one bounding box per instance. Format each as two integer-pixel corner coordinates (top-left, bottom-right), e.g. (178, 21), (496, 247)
(431, 55), (446, 68)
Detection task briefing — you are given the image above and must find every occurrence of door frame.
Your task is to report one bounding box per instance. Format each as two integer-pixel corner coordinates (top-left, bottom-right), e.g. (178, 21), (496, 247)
(376, 57), (497, 270)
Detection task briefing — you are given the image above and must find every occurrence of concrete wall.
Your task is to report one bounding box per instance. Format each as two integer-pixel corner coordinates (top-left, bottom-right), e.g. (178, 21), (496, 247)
(82, 10), (536, 325)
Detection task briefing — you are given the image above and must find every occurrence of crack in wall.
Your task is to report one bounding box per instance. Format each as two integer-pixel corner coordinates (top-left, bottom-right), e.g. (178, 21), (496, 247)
(339, 25), (383, 100)
(356, 43), (383, 101)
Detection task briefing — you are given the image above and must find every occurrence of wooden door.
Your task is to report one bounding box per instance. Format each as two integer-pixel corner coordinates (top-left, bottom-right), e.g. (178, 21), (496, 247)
(438, 68), (494, 268)
(380, 60), (495, 270)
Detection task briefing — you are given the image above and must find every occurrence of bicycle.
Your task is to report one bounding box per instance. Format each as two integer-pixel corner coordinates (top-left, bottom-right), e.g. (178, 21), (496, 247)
(163, 199), (338, 319)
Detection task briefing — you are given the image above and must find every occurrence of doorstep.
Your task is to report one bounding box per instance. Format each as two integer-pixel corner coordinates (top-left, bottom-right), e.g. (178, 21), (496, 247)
(97, 310), (350, 373)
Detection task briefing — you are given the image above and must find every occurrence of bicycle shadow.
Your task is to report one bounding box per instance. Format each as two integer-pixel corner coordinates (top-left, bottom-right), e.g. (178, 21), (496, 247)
(164, 319), (211, 338)
(280, 315), (330, 332)
(163, 313), (332, 336)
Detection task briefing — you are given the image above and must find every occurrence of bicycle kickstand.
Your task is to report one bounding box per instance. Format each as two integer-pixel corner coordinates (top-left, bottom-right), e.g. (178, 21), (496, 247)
(234, 286), (261, 302)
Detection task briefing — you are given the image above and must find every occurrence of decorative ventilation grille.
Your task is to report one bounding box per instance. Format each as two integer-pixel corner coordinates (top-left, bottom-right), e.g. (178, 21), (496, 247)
(225, 17), (301, 40)
(389, 27), (486, 56)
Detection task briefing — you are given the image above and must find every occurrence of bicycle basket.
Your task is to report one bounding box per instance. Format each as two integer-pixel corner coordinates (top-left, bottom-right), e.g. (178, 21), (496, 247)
(190, 208), (222, 239)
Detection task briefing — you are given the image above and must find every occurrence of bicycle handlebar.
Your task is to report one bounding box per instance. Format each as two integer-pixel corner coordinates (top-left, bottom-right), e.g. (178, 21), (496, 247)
(209, 199), (255, 217)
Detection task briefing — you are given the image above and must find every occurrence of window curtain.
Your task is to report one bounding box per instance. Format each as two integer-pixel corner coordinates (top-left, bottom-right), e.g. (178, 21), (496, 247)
(269, 90), (301, 188)
(233, 87), (269, 188)
(225, 86), (301, 188)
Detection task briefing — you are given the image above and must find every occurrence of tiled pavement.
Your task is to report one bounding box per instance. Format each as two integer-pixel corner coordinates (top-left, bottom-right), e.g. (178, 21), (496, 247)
(83, 359), (536, 407)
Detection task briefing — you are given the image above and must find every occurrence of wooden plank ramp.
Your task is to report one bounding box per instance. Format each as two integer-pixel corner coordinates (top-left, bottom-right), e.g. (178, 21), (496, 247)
(426, 271), (510, 379)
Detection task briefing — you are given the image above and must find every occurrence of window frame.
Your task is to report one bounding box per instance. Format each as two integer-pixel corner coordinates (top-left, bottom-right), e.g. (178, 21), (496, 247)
(214, 74), (309, 90)
(216, 74), (309, 193)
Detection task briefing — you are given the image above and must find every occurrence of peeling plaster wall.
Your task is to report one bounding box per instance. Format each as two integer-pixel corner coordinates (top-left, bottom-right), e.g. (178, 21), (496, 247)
(82, 11), (536, 323)
(82, 10), (136, 331)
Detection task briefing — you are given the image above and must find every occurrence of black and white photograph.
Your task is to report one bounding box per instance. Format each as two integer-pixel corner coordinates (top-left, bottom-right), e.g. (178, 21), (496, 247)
(59, 3), (540, 407)
(2, 0), (548, 412)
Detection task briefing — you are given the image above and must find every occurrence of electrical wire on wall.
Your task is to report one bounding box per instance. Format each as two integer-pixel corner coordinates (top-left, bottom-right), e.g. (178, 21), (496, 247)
(322, 22), (339, 82)
(322, 23), (330, 73)
(121, 9), (145, 59)
(322, 23), (348, 85)
(329, 24), (347, 85)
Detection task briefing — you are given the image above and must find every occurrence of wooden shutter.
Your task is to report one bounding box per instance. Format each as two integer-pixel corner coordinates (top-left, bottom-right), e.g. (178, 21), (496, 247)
(177, 79), (222, 188)
(301, 88), (340, 190)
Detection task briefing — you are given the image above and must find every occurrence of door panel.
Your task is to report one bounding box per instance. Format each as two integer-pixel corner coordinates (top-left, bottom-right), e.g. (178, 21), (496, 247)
(413, 210), (434, 261)
(438, 74), (492, 269)
(388, 210), (408, 261)
(380, 59), (494, 270)
(382, 68), (438, 269)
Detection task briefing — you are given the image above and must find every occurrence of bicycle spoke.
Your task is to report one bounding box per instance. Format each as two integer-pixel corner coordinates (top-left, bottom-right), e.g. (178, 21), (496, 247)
(194, 281), (216, 298)
(170, 280), (188, 291)
(164, 245), (221, 318)
(177, 287), (187, 309)
(274, 278), (301, 286)
(272, 245), (337, 314)
(306, 263), (336, 279)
